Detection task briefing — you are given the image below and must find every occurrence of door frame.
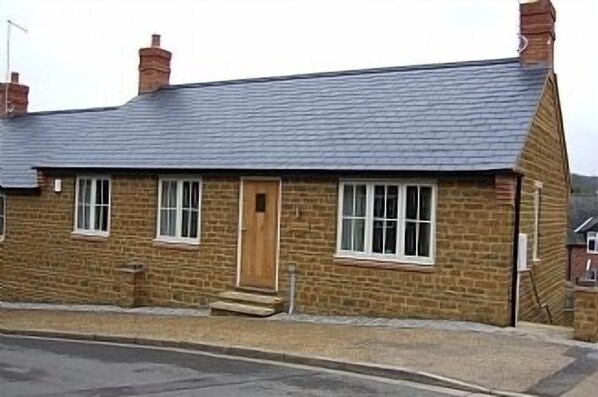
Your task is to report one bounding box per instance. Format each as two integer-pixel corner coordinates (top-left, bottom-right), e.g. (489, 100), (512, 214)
(236, 176), (282, 291)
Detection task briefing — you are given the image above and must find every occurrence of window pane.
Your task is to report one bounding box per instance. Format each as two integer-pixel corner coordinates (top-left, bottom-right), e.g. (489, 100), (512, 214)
(181, 208), (190, 238)
(102, 180), (109, 205)
(159, 209), (167, 235)
(160, 209), (176, 236)
(94, 205), (102, 230)
(170, 209), (177, 236)
(77, 180), (84, 206)
(77, 204), (85, 229)
(341, 219), (352, 250)
(374, 185), (385, 218)
(0, 196), (5, 214)
(83, 204), (91, 230)
(405, 221), (417, 256)
(590, 239), (596, 252)
(95, 180), (102, 205)
(386, 186), (398, 219)
(406, 186), (418, 219)
(255, 193), (266, 213)
(191, 182), (200, 208)
(161, 181), (170, 207)
(162, 181), (177, 208)
(420, 187), (432, 221)
(182, 182), (191, 208)
(171, 182), (178, 207)
(355, 185), (367, 217)
(418, 223), (431, 257)
(372, 220), (384, 253)
(342, 185), (353, 216)
(101, 205), (108, 231)
(385, 220), (397, 254)
(0, 216), (3, 236)
(78, 179), (90, 206)
(353, 219), (365, 252)
(85, 180), (92, 205)
(189, 210), (199, 239)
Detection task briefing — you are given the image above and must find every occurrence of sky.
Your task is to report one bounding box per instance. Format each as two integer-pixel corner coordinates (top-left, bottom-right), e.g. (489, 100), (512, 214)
(1, 0), (597, 175)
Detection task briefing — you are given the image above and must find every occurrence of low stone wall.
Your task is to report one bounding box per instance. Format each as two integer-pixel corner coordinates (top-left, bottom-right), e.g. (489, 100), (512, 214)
(562, 282), (575, 327)
(115, 264), (147, 308)
(573, 285), (598, 342)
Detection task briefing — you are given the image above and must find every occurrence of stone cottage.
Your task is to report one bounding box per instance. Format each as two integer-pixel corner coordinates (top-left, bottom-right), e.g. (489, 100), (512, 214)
(0, 0), (568, 326)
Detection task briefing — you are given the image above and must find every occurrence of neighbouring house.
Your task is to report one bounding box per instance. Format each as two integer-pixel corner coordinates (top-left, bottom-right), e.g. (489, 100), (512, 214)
(0, 0), (569, 327)
(567, 195), (598, 282)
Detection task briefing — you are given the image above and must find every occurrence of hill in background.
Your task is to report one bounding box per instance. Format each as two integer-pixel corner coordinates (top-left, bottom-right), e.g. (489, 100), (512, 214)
(571, 173), (598, 194)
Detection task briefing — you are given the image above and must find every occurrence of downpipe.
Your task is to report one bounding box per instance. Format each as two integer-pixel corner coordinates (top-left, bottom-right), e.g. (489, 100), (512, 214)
(510, 175), (522, 327)
(288, 265), (296, 315)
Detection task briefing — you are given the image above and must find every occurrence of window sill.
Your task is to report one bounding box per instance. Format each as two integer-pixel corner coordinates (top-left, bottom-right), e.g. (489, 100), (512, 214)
(333, 255), (435, 273)
(153, 239), (199, 251)
(71, 232), (109, 242)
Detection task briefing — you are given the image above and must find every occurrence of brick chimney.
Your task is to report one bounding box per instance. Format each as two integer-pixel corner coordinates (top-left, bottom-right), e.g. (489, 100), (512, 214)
(138, 34), (172, 94)
(519, 0), (556, 67)
(0, 72), (29, 117)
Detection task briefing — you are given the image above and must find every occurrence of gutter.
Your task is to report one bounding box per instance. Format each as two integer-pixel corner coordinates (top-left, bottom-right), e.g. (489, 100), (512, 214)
(510, 175), (523, 327)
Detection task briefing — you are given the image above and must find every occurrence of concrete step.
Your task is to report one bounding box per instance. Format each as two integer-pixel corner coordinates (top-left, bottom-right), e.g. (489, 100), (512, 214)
(218, 290), (284, 306)
(209, 301), (275, 317)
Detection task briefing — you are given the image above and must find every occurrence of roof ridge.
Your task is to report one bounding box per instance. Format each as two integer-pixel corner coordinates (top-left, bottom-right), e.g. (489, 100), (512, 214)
(8, 58), (529, 117)
(164, 57), (524, 91)
(18, 106), (119, 118)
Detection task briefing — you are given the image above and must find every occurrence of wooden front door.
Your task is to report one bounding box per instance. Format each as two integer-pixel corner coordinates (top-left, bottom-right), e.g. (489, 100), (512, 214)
(238, 179), (280, 290)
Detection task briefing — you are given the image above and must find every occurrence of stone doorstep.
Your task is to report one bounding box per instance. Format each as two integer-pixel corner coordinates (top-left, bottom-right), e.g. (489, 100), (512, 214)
(218, 290), (284, 306)
(209, 301), (275, 317)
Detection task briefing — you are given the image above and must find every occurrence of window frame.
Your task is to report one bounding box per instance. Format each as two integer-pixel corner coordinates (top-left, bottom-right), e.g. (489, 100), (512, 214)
(155, 177), (202, 245)
(336, 179), (437, 265)
(0, 191), (5, 241)
(73, 175), (112, 237)
(532, 181), (543, 262)
(588, 231), (598, 255)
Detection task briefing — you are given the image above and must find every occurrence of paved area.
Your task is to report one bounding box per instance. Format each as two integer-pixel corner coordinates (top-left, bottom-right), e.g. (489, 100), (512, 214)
(0, 302), (210, 317)
(3, 302), (594, 349)
(0, 335), (489, 397)
(1, 308), (597, 395)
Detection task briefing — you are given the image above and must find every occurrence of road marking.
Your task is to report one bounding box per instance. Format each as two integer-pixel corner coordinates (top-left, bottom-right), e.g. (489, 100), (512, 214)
(1, 333), (489, 396)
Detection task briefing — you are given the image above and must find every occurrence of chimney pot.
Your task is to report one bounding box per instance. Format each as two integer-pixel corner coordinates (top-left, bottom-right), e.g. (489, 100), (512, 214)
(10, 72), (19, 83)
(151, 34), (161, 47)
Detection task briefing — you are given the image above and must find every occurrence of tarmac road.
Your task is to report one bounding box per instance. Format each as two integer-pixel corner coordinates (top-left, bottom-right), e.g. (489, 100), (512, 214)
(0, 334), (490, 397)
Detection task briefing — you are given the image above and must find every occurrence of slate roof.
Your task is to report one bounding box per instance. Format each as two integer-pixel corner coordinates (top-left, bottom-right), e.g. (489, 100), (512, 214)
(568, 195), (598, 245)
(0, 57), (549, 188)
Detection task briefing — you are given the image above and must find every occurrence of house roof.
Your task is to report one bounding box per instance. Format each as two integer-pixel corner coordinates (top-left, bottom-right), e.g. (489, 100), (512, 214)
(568, 195), (598, 245)
(580, 218), (598, 234)
(0, 57), (549, 188)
